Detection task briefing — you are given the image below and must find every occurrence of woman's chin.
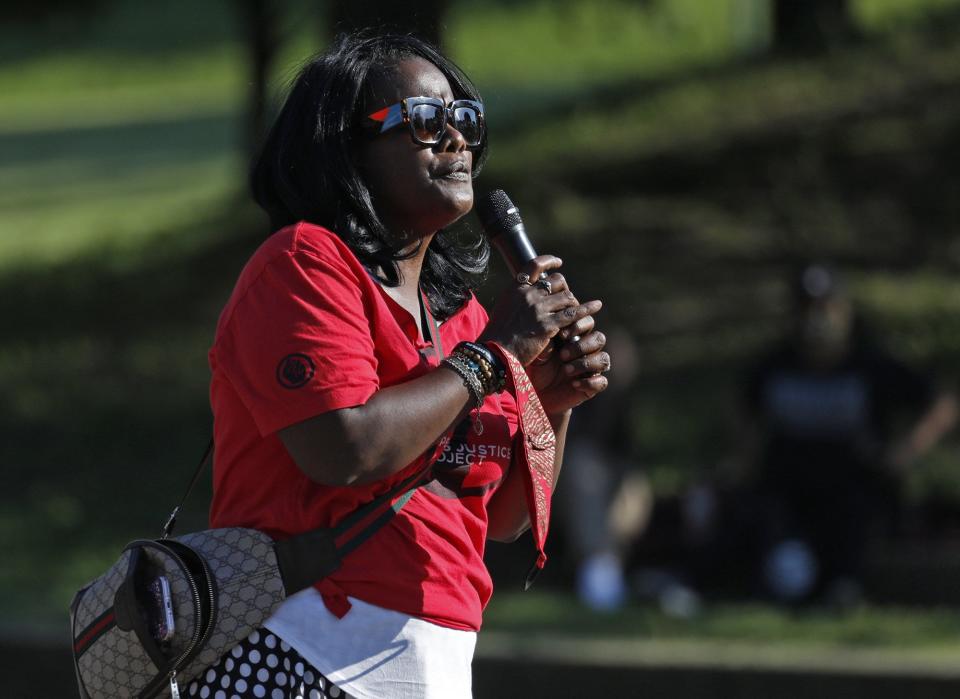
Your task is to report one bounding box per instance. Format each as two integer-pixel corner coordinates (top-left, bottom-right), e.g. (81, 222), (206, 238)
(429, 186), (474, 228)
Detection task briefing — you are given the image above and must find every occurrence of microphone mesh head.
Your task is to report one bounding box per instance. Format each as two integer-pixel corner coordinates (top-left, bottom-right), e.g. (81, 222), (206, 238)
(476, 189), (522, 235)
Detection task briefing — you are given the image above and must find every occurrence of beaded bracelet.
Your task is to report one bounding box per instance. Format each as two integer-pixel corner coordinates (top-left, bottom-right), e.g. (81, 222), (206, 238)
(461, 341), (507, 393)
(441, 353), (488, 434)
(451, 341), (506, 395)
(459, 347), (495, 392)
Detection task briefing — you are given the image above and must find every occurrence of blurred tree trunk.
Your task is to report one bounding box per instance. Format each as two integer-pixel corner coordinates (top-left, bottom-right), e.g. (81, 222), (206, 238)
(328, 0), (450, 48)
(239, 0), (280, 159)
(773, 0), (856, 53)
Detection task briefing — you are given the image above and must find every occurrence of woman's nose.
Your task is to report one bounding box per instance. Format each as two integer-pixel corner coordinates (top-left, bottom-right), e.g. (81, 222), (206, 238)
(436, 121), (467, 153)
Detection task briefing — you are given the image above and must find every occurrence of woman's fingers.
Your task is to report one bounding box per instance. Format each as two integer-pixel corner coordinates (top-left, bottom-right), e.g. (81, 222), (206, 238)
(571, 374), (609, 396)
(538, 289), (578, 314)
(559, 330), (606, 361)
(516, 255), (563, 285)
(523, 272), (572, 307)
(487, 253), (608, 367)
(537, 272), (570, 296)
(548, 300), (602, 332)
(563, 351), (612, 377)
(559, 313), (595, 342)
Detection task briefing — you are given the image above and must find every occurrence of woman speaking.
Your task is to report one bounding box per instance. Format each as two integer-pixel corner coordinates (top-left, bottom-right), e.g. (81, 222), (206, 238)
(196, 32), (610, 699)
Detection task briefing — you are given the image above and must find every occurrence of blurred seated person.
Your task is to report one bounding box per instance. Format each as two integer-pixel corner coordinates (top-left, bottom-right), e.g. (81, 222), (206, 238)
(740, 265), (956, 605)
(556, 326), (651, 611)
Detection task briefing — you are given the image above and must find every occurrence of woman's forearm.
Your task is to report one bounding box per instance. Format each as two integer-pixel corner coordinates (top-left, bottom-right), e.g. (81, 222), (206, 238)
(279, 366), (474, 486)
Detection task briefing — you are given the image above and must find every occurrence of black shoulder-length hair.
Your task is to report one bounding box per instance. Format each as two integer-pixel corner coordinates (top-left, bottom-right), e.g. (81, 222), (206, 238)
(251, 32), (490, 321)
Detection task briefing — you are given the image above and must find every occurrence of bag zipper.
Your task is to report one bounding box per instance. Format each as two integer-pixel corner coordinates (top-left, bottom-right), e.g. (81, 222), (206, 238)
(127, 540), (215, 699)
(164, 540), (217, 670)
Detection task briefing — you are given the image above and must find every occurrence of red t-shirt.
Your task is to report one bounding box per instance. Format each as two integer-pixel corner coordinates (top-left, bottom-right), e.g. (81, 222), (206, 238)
(208, 222), (519, 631)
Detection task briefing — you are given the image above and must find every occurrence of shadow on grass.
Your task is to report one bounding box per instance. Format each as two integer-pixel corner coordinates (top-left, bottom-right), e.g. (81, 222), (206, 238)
(0, 111), (239, 175)
(0, 203), (268, 625)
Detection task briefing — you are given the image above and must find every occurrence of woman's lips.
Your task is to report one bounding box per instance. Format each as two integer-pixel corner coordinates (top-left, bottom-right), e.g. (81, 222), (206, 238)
(433, 160), (471, 181)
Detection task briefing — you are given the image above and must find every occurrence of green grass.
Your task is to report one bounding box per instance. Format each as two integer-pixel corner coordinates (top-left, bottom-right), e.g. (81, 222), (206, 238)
(484, 591), (960, 648)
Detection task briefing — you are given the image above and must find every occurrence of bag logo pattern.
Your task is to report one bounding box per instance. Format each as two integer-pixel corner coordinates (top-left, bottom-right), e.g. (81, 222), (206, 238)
(71, 528), (286, 698)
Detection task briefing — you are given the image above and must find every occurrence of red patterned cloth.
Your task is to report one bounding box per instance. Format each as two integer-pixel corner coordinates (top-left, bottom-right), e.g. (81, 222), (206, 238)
(487, 342), (557, 583)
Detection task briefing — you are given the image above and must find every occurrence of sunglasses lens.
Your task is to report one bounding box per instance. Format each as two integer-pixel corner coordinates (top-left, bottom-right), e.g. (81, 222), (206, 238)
(409, 104), (444, 144)
(453, 106), (482, 146)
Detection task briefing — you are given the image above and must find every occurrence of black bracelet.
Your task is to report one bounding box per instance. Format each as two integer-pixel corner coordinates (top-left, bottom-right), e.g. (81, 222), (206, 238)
(463, 341), (497, 367)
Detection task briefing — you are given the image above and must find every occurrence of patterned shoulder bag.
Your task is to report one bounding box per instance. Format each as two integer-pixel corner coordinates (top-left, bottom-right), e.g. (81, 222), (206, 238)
(68, 442), (435, 699)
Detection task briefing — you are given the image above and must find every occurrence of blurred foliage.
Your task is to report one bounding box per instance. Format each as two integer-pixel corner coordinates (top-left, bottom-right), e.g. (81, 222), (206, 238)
(3, 0), (960, 631)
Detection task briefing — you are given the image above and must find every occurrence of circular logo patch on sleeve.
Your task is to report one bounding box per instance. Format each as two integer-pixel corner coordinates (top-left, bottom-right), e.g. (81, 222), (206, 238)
(276, 353), (315, 389)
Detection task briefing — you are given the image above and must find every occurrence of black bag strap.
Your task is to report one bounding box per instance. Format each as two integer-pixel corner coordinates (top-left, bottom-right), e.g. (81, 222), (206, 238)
(161, 437), (436, 594)
(161, 439), (214, 539)
(273, 462), (433, 594)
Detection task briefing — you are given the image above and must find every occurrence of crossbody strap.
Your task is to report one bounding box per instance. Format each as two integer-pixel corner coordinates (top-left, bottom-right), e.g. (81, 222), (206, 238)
(163, 437), (436, 595)
(273, 462), (434, 594)
(160, 439), (214, 539)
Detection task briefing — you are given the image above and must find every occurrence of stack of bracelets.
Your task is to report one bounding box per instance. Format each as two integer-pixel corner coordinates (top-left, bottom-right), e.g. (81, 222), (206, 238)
(441, 341), (508, 434)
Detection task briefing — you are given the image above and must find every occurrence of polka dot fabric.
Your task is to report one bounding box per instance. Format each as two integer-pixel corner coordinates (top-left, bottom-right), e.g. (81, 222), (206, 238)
(185, 629), (352, 699)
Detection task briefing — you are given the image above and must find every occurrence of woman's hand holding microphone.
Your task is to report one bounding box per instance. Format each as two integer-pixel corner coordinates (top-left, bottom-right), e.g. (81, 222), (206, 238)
(479, 255), (610, 415)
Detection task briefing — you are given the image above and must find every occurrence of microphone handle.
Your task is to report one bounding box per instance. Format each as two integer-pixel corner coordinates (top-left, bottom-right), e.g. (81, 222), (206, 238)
(490, 223), (538, 277)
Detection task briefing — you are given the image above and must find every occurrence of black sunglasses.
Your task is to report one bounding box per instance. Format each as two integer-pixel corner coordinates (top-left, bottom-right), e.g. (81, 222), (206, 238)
(365, 96), (485, 147)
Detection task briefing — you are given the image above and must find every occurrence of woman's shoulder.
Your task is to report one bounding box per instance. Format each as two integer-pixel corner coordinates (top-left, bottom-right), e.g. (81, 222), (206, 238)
(289, 221), (357, 261)
(253, 221), (355, 264)
(214, 222), (369, 338)
(233, 222), (364, 290)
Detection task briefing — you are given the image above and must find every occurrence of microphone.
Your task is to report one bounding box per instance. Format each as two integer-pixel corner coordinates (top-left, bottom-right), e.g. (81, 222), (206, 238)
(475, 189), (537, 276)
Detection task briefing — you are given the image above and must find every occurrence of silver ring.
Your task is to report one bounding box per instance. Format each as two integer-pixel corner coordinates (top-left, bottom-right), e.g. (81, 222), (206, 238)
(571, 335), (581, 343)
(535, 279), (553, 294)
(516, 272), (533, 285)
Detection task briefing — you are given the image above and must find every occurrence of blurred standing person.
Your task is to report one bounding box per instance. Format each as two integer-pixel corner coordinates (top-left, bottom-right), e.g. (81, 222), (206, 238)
(556, 327), (650, 611)
(742, 265), (956, 605)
